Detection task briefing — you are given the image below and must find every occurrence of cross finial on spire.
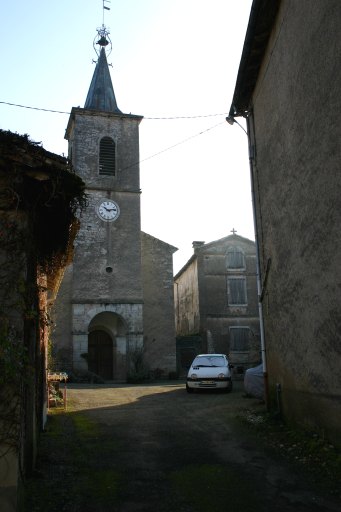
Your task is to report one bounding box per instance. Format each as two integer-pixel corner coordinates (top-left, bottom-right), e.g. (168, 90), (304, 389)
(102, 0), (111, 24)
(231, 228), (237, 235)
(93, 0), (112, 59)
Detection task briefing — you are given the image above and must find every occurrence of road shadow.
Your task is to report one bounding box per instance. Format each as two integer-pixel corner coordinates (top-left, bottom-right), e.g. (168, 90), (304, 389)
(25, 383), (340, 512)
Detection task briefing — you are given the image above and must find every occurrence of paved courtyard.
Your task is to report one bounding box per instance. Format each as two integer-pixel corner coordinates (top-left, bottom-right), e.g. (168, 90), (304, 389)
(25, 382), (340, 512)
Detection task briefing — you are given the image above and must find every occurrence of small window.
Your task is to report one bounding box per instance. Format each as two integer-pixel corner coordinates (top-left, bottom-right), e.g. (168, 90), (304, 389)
(99, 136), (116, 176)
(230, 327), (250, 351)
(226, 246), (245, 269)
(227, 277), (247, 305)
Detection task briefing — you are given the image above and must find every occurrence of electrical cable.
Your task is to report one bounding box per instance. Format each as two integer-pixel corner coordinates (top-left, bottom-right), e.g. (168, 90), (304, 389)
(119, 120), (226, 172)
(0, 101), (69, 114)
(0, 100), (226, 172)
(0, 100), (228, 120)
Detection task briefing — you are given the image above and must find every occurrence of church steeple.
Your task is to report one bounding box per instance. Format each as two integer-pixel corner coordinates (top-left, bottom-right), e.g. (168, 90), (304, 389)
(84, 23), (121, 114)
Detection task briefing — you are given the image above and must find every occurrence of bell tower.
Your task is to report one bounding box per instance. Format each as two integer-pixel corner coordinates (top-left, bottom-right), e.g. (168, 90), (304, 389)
(54, 21), (144, 380)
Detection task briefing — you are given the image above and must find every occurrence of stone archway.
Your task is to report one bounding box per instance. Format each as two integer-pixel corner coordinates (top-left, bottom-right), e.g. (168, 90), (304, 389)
(88, 311), (127, 381)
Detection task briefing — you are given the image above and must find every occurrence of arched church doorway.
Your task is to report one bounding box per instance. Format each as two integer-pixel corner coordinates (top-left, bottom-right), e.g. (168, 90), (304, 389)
(88, 330), (113, 380)
(88, 311), (127, 381)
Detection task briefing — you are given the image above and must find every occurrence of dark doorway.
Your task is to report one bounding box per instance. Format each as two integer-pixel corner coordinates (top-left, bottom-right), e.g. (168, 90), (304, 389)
(88, 330), (113, 380)
(176, 336), (203, 377)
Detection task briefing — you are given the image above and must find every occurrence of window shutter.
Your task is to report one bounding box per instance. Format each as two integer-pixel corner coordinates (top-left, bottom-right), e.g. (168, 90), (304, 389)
(230, 328), (250, 351)
(99, 137), (116, 176)
(228, 277), (247, 305)
(227, 247), (245, 269)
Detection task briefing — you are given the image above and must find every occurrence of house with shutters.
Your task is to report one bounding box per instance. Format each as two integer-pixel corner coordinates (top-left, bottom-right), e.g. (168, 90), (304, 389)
(174, 233), (260, 377)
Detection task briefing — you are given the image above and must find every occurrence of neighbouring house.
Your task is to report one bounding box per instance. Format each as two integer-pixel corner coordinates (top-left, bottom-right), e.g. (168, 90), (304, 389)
(174, 234), (260, 377)
(0, 130), (85, 512)
(141, 232), (178, 378)
(51, 25), (177, 381)
(229, 0), (341, 445)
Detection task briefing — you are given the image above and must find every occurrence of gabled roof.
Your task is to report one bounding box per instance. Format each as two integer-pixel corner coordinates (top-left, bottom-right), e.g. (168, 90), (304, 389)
(141, 231), (178, 254)
(84, 47), (122, 113)
(174, 234), (255, 280)
(196, 233), (255, 252)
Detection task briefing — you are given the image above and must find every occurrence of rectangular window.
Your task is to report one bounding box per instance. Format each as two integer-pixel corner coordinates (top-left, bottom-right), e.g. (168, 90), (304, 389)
(227, 277), (247, 305)
(230, 327), (250, 351)
(227, 248), (245, 269)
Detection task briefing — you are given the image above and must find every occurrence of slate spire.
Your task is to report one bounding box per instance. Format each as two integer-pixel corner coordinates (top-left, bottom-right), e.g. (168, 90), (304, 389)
(84, 26), (122, 114)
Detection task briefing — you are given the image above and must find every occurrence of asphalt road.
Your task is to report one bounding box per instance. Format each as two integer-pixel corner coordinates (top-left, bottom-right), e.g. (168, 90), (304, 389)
(25, 382), (340, 512)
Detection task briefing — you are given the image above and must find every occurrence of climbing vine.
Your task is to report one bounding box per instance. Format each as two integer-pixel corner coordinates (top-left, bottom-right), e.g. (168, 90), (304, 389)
(0, 130), (86, 458)
(0, 217), (28, 456)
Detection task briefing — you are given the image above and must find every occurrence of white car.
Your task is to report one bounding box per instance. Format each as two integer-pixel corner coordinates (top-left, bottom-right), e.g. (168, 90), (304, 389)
(186, 354), (233, 393)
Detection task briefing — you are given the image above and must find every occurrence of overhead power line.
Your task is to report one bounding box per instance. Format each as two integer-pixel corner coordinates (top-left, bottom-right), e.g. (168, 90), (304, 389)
(145, 113), (228, 120)
(0, 100), (227, 171)
(0, 100), (227, 120)
(120, 120), (226, 172)
(0, 101), (69, 115)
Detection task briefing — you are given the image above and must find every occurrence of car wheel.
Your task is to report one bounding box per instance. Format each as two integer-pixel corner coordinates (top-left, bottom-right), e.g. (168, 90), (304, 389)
(186, 383), (194, 393)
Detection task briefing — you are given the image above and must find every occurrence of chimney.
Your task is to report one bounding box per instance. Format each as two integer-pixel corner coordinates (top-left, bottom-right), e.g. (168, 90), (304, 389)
(192, 241), (205, 252)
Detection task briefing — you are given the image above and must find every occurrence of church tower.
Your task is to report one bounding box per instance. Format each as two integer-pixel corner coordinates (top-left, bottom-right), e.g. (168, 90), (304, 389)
(53, 24), (144, 380)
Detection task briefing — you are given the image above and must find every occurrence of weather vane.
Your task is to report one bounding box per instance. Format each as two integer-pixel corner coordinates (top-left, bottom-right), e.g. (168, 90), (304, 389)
(93, 0), (112, 58)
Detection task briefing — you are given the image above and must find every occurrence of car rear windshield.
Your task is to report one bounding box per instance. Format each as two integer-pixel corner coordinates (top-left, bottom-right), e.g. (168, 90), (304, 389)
(192, 356), (226, 367)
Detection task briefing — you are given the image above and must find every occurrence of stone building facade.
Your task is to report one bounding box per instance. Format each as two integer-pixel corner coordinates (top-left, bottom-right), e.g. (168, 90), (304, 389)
(174, 234), (260, 377)
(229, 0), (341, 444)
(0, 130), (84, 512)
(52, 32), (177, 380)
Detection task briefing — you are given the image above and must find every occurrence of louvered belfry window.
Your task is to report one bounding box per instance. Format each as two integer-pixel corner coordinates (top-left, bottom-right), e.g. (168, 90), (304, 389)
(99, 136), (116, 176)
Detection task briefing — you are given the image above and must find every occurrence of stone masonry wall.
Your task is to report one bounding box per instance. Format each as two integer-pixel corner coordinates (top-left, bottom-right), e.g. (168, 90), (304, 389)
(141, 232), (177, 376)
(250, 0), (341, 444)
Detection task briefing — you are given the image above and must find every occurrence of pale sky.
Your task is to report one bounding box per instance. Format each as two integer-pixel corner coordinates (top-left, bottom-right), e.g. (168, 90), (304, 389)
(1, 0), (253, 273)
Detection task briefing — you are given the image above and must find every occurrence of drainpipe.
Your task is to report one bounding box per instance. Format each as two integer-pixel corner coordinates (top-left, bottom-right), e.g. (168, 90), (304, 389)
(226, 113), (269, 409)
(174, 280), (180, 334)
(245, 113), (269, 409)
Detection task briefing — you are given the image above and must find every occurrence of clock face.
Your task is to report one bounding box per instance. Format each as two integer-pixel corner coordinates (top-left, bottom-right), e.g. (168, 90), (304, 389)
(96, 200), (120, 222)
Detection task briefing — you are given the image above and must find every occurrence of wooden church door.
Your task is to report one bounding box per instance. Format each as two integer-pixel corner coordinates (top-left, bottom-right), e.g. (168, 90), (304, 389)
(88, 330), (113, 380)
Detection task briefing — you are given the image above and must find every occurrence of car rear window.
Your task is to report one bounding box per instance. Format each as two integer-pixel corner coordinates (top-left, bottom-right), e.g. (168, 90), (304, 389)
(192, 356), (225, 367)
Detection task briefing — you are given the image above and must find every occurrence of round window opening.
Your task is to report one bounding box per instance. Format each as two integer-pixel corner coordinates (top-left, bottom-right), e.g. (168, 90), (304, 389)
(106, 267), (113, 274)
